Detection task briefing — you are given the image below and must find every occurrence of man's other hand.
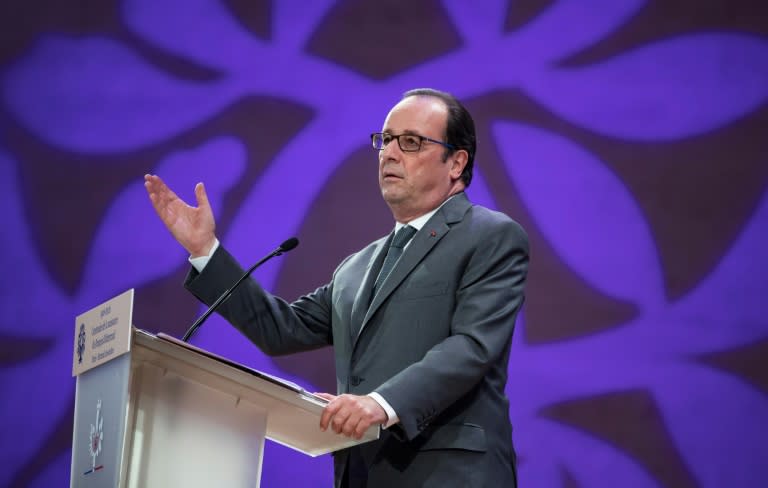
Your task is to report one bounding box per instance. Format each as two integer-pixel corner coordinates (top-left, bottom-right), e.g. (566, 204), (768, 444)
(316, 393), (387, 440)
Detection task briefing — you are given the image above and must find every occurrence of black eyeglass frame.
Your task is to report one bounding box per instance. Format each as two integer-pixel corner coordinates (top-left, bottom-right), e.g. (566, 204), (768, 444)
(371, 132), (456, 152)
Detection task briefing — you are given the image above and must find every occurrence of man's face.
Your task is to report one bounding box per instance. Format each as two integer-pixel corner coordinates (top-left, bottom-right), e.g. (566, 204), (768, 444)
(378, 96), (463, 221)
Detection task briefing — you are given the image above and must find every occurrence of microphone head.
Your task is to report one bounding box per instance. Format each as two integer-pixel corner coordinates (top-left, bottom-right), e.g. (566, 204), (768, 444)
(279, 237), (299, 252)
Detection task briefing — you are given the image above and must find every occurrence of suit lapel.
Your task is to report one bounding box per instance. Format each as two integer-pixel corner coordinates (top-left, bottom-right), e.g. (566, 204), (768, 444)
(349, 235), (390, 339)
(363, 222), (446, 325)
(355, 193), (472, 343)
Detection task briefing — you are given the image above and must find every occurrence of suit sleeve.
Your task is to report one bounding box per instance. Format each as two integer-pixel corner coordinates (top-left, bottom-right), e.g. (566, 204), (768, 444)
(184, 245), (334, 355)
(375, 219), (529, 440)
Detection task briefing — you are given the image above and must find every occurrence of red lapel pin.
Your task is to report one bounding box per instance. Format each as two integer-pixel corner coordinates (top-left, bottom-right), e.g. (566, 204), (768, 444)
(430, 230), (437, 237)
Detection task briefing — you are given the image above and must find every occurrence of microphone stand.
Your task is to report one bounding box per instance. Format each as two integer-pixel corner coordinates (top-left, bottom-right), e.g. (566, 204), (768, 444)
(182, 237), (299, 342)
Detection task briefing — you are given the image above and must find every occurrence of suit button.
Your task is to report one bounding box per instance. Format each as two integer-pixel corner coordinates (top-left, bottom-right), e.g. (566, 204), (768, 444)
(350, 375), (363, 386)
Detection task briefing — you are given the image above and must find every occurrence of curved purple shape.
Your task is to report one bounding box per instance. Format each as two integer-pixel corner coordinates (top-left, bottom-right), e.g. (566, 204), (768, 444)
(493, 121), (662, 305)
(272, 1), (339, 49)
(464, 168), (499, 211)
(524, 421), (659, 488)
(122, 0), (263, 71)
(510, 0), (645, 63)
(440, 0), (510, 44)
(525, 34), (768, 140)
(2, 36), (236, 152)
(667, 189), (768, 345)
(652, 366), (768, 486)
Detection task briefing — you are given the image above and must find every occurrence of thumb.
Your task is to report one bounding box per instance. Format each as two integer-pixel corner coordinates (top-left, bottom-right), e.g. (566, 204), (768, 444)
(194, 182), (211, 210)
(313, 392), (336, 402)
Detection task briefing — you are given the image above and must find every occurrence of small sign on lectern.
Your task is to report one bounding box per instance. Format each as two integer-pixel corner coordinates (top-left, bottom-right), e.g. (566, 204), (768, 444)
(73, 289), (134, 377)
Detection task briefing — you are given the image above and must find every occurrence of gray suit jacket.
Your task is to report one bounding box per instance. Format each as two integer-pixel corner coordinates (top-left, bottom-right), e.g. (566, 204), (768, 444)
(185, 193), (529, 487)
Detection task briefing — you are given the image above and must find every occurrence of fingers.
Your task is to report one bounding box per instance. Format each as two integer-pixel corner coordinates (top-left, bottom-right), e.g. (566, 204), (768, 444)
(144, 174), (179, 212)
(319, 395), (384, 439)
(144, 174), (160, 204)
(351, 417), (369, 440)
(319, 396), (340, 431)
(334, 408), (369, 440)
(144, 173), (167, 198)
(331, 408), (353, 435)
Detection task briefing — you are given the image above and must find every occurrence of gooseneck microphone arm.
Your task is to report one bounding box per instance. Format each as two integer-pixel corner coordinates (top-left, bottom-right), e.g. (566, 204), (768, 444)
(181, 237), (299, 342)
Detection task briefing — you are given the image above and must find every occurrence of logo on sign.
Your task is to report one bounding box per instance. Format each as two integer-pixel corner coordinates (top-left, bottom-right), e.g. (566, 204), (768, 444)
(83, 399), (104, 475)
(76, 324), (86, 364)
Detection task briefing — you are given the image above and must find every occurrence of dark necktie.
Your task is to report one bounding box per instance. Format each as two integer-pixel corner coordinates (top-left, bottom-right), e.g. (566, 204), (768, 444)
(373, 225), (417, 296)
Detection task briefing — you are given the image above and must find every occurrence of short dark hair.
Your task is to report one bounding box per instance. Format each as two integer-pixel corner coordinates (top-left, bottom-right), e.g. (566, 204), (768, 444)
(402, 88), (476, 187)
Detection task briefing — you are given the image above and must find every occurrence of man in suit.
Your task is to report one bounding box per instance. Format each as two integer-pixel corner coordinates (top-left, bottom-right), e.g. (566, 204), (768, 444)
(145, 88), (529, 487)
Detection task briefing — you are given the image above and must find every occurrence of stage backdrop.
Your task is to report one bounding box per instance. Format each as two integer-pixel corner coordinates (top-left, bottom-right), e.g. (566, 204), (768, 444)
(1, 1), (767, 486)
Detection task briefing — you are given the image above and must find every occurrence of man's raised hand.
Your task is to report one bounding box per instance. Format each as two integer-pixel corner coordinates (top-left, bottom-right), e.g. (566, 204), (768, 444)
(144, 174), (217, 257)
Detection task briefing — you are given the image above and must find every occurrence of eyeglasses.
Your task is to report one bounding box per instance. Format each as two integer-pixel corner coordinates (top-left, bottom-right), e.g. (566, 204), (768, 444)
(371, 132), (455, 152)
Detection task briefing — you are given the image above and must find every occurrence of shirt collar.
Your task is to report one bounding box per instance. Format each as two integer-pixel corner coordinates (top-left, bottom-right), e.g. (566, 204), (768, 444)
(394, 194), (459, 233)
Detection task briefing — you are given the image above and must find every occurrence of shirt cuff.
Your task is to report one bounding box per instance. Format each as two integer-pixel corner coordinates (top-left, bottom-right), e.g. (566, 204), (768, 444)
(188, 238), (220, 272)
(368, 392), (399, 429)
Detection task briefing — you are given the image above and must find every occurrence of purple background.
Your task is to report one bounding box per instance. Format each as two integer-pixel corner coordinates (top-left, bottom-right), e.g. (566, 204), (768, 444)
(1, 1), (767, 486)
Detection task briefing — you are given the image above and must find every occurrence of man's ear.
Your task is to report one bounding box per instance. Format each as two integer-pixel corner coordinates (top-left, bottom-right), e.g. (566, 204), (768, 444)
(449, 149), (469, 181)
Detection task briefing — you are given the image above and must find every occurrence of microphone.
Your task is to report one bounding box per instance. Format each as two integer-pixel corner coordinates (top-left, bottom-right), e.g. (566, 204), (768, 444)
(181, 237), (300, 342)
